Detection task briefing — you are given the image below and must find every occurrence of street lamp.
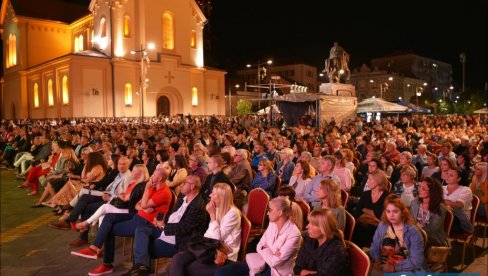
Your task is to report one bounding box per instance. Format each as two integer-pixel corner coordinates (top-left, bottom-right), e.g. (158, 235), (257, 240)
(416, 89), (422, 106)
(246, 59), (273, 110)
(131, 43), (154, 119)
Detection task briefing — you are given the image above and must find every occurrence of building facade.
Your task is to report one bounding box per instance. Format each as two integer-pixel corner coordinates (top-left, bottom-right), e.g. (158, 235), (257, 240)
(1, 0), (226, 120)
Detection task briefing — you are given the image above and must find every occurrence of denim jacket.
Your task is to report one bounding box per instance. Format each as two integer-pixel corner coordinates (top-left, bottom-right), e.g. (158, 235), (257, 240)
(370, 222), (429, 272)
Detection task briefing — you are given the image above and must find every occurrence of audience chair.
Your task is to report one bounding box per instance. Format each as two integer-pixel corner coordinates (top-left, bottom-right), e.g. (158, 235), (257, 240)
(341, 189), (349, 207)
(238, 214), (252, 261)
(296, 199), (310, 227)
(448, 195), (480, 270)
(344, 210), (356, 241)
(474, 213), (488, 248)
(386, 181), (392, 193)
(346, 240), (370, 276)
(430, 208), (454, 272)
(247, 188), (270, 237)
(272, 176), (281, 198)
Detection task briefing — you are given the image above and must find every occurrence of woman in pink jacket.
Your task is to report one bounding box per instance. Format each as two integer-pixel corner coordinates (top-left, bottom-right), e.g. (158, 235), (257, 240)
(216, 196), (302, 276)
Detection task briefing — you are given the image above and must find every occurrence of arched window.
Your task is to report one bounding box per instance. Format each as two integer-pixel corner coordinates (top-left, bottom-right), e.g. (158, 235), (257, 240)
(74, 37), (79, 52)
(123, 15), (130, 37)
(162, 12), (174, 50)
(125, 83), (132, 106)
(192, 87), (198, 106)
(33, 83), (40, 108)
(47, 79), (54, 106)
(6, 33), (17, 68)
(62, 76), (69, 104)
(100, 17), (107, 38)
(191, 30), (196, 48)
(78, 35), (84, 51)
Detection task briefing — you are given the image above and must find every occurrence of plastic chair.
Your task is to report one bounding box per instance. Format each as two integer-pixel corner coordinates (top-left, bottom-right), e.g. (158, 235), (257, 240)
(346, 240), (370, 276)
(344, 210), (355, 241)
(238, 214), (252, 261)
(448, 195), (480, 270)
(247, 188), (270, 236)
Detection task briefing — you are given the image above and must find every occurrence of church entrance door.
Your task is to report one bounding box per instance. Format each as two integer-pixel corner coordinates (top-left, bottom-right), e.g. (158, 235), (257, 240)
(157, 96), (170, 116)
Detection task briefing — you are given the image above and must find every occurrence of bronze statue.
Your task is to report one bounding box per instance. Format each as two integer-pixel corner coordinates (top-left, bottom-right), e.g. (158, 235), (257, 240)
(323, 42), (350, 83)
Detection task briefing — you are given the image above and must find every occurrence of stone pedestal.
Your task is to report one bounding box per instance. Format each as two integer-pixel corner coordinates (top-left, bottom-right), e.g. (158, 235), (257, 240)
(319, 83), (356, 97)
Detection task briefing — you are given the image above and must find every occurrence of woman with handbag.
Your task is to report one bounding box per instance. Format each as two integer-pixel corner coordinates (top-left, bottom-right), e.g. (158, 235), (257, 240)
(370, 194), (428, 274)
(216, 196), (302, 276)
(75, 164), (149, 230)
(170, 183), (241, 276)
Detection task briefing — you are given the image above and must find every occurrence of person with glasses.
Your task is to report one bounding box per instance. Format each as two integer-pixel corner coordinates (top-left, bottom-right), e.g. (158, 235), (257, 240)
(216, 197), (302, 276)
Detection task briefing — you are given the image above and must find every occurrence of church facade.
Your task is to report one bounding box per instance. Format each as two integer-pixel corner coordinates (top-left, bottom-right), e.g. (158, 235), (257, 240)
(1, 0), (226, 120)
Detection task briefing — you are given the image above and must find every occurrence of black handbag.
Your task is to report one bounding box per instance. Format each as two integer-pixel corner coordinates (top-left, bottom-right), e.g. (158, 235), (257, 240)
(109, 197), (129, 209)
(186, 236), (221, 264)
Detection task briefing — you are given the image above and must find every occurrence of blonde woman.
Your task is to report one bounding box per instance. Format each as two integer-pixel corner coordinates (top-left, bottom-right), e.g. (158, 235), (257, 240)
(314, 179), (346, 231)
(216, 197), (302, 276)
(75, 164), (149, 230)
(294, 210), (353, 276)
(275, 148), (295, 185)
(170, 183), (241, 276)
(470, 162), (488, 218)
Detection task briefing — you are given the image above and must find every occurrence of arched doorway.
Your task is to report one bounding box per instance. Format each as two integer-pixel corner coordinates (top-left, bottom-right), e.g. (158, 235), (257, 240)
(157, 96), (170, 116)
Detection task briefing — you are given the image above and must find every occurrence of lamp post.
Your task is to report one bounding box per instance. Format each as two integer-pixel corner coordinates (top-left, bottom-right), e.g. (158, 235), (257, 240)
(416, 90), (422, 106)
(228, 84), (239, 116)
(460, 53), (466, 94)
(131, 43), (155, 120)
(246, 59), (272, 110)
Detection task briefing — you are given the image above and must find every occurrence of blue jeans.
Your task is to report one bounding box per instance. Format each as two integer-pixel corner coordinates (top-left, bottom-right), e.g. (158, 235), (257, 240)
(133, 224), (176, 266)
(451, 207), (474, 234)
(94, 213), (150, 264)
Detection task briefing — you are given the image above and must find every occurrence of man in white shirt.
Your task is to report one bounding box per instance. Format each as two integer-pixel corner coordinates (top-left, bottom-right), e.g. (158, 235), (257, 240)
(126, 175), (207, 275)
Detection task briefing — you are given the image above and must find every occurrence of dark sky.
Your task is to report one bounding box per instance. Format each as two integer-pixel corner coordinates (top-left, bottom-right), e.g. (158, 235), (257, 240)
(42, 0), (488, 90)
(208, 0), (487, 90)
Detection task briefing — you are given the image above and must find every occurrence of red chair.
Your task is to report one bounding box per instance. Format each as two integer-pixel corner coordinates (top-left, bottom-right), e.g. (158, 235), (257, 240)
(341, 189), (349, 207)
(247, 188), (270, 236)
(238, 214), (252, 261)
(448, 195), (480, 270)
(344, 210), (355, 241)
(272, 176), (282, 198)
(296, 199), (311, 227)
(346, 241), (370, 276)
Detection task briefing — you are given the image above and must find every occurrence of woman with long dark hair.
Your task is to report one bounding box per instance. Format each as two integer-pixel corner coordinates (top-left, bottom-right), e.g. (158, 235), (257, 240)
(410, 177), (448, 246)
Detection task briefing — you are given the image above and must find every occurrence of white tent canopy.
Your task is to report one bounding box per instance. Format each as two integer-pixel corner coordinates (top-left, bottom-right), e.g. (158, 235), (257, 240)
(473, 107), (488, 114)
(357, 97), (408, 113)
(257, 104), (281, 115)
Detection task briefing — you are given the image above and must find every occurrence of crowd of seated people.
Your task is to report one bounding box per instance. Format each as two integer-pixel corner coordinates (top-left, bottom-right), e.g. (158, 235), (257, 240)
(0, 113), (487, 275)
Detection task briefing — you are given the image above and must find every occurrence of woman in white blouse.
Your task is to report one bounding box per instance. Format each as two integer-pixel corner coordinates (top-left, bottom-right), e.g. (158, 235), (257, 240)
(216, 197), (302, 276)
(443, 168), (474, 234)
(288, 160), (312, 201)
(170, 183), (241, 276)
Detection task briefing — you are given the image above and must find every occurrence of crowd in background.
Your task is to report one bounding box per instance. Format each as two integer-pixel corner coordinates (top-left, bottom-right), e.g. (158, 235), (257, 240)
(0, 113), (487, 276)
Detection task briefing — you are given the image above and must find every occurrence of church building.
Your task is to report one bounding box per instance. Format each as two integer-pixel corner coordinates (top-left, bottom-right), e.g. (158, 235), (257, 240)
(1, 0), (226, 120)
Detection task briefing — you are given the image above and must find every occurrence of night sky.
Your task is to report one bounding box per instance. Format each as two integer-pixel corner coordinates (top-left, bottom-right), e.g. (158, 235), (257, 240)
(22, 0), (488, 91)
(208, 0), (486, 91)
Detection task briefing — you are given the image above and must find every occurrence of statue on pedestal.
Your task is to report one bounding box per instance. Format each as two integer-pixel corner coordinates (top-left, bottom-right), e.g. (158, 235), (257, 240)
(323, 42), (350, 83)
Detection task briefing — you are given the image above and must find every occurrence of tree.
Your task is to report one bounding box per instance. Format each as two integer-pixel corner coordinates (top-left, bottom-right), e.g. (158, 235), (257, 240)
(236, 99), (253, 115)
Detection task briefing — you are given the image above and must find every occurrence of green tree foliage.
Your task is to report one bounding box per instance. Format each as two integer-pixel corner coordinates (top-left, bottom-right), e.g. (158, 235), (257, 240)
(236, 99), (253, 115)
